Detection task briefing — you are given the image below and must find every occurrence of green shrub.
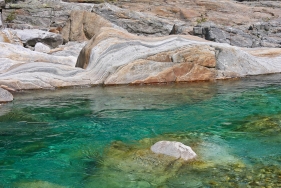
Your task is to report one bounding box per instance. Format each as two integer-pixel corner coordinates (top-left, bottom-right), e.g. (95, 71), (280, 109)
(5, 11), (16, 22)
(196, 14), (207, 24)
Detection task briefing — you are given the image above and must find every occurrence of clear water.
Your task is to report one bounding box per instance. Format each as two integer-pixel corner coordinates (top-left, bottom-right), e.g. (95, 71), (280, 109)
(1, 74), (281, 187)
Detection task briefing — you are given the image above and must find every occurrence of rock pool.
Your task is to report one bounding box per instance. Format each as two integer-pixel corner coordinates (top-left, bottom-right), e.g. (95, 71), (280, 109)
(1, 74), (281, 187)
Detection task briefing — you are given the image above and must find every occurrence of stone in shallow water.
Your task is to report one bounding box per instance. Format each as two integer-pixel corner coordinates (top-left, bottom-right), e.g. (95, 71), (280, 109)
(235, 116), (281, 134)
(0, 88), (13, 102)
(86, 141), (185, 187)
(151, 141), (197, 161)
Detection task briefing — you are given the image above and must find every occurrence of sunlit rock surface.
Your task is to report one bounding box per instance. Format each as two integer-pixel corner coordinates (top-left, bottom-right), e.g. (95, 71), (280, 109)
(151, 141), (197, 161)
(1, 11), (281, 90)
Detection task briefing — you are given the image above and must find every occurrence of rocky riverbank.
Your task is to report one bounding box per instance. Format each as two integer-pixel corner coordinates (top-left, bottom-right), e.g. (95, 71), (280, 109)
(0, 0), (281, 102)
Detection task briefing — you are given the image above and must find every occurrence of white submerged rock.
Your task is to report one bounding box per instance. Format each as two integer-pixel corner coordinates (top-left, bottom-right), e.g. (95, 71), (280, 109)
(151, 141), (197, 161)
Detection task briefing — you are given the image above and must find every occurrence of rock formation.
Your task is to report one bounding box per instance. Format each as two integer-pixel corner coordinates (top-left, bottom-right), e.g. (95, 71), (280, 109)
(0, 9), (281, 91)
(151, 141), (197, 161)
(0, 1), (280, 92)
(0, 87), (13, 102)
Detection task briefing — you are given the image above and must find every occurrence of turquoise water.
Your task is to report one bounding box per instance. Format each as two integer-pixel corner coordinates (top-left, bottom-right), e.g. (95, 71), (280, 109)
(1, 74), (281, 187)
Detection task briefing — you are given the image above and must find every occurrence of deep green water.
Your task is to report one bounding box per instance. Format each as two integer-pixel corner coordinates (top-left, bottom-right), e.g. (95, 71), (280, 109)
(1, 74), (281, 187)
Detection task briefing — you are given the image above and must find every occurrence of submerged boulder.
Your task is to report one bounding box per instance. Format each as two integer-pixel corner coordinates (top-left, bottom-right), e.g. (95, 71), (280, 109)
(14, 180), (66, 188)
(0, 88), (13, 102)
(85, 132), (244, 187)
(151, 141), (197, 161)
(235, 116), (281, 134)
(86, 140), (185, 187)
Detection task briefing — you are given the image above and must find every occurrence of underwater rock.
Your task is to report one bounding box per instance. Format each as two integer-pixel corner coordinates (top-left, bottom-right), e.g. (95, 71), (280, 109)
(86, 132), (245, 187)
(235, 116), (281, 134)
(13, 180), (66, 188)
(151, 141), (197, 161)
(86, 141), (185, 187)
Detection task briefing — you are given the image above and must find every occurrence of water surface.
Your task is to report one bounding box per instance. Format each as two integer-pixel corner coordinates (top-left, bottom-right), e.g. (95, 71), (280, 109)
(1, 74), (281, 187)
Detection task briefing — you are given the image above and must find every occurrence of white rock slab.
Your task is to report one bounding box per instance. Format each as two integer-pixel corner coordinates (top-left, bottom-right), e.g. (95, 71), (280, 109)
(151, 141), (197, 161)
(35, 42), (51, 53)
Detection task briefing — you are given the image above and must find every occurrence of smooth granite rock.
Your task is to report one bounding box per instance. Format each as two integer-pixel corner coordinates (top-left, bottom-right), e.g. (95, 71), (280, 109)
(151, 141), (197, 161)
(1, 10), (281, 90)
(0, 87), (13, 102)
(34, 42), (50, 53)
(61, 10), (117, 42)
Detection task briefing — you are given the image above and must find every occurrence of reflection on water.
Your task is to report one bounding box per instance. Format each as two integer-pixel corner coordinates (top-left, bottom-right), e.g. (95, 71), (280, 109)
(0, 74), (281, 187)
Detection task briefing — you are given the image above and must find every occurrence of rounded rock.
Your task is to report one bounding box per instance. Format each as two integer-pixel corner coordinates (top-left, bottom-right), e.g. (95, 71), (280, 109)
(34, 42), (51, 53)
(151, 141), (197, 161)
(0, 88), (13, 102)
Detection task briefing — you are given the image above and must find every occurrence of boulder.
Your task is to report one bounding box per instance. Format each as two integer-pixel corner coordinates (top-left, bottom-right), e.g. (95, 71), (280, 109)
(86, 140), (185, 187)
(0, 88), (13, 102)
(151, 141), (197, 161)
(61, 10), (116, 42)
(34, 42), (51, 53)
(15, 29), (63, 48)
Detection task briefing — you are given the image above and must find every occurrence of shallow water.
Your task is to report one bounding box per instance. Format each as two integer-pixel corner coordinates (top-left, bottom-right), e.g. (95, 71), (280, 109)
(1, 74), (281, 187)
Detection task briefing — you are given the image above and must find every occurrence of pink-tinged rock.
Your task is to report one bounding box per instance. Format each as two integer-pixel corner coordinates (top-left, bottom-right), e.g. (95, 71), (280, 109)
(151, 141), (197, 161)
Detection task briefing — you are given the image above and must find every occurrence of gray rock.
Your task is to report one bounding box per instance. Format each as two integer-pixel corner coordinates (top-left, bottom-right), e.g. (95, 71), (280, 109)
(34, 42), (51, 53)
(15, 29), (63, 48)
(92, 3), (187, 36)
(0, 88), (13, 102)
(0, 0), (4, 8)
(2, 0), (94, 30)
(151, 141), (197, 161)
(193, 20), (281, 48)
